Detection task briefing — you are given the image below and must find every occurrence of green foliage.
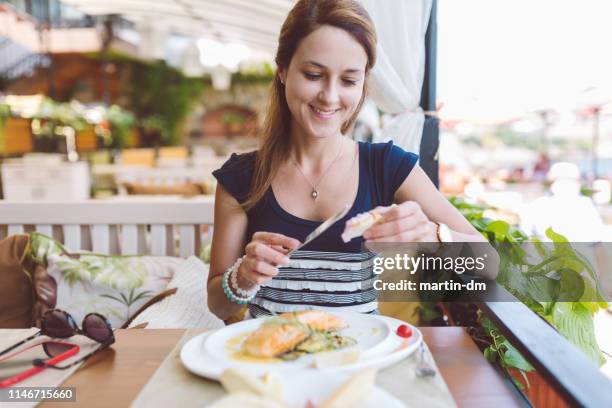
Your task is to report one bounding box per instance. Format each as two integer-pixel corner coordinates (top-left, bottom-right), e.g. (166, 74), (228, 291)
(222, 111), (247, 125)
(33, 98), (88, 136)
(127, 60), (204, 146)
(103, 105), (136, 149)
(231, 62), (275, 86)
(450, 197), (608, 374)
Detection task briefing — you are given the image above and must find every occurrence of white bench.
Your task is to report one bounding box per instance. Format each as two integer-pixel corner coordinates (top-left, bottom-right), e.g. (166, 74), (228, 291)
(0, 197), (215, 257)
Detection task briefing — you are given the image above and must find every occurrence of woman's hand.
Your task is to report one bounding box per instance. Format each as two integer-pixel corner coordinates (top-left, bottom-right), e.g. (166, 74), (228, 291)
(237, 232), (301, 289)
(362, 202), (438, 243)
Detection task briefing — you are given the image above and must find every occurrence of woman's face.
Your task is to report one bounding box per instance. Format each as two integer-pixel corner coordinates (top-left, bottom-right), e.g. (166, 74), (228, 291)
(281, 25), (368, 140)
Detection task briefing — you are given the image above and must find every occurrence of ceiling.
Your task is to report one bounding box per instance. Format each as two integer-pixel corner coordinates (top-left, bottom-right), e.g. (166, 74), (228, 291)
(60, 0), (295, 54)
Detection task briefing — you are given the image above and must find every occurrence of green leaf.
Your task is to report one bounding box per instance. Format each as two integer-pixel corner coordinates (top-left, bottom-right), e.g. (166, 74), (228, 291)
(545, 227), (569, 243)
(501, 340), (534, 372)
(484, 346), (497, 363)
(551, 302), (606, 366)
(100, 294), (124, 304)
(558, 268), (585, 301)
(486, 220), (511, 240)
(130, 290), (154, 305)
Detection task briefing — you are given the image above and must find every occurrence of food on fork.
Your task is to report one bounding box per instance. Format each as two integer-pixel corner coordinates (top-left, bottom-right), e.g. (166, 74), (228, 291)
(242, 310), (350, 359)
(341, 210), (383, 242)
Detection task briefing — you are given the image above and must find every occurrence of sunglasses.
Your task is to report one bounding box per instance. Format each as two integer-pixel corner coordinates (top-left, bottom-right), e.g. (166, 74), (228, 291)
(0, 309), (115, 370)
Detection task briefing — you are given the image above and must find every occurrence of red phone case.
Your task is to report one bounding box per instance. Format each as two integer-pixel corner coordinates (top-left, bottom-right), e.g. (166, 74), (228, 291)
(0, 341), (80, 388)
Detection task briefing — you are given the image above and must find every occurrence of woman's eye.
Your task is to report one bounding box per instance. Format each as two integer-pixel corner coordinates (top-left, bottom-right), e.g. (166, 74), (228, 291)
(304, 72), (322, 80)
(342, 78), (358, 86)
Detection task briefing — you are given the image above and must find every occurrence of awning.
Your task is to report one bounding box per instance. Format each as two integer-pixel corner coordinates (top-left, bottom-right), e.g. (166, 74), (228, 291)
(60, 0), (294, 54)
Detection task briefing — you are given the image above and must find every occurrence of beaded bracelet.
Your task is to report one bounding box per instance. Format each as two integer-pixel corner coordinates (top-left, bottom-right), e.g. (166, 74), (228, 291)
(230, 262), (260, 298)
(222, 257), (258, 305)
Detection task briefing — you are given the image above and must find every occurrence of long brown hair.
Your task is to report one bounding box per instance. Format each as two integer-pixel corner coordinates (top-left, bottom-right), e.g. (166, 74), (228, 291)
(243, 0), (377, 211)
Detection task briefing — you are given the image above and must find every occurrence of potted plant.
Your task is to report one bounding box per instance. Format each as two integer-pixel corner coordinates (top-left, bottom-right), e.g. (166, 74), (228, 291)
(450, 197), (608, 406)
(100, 105), (136, 149)
(32, 99), (87, 153)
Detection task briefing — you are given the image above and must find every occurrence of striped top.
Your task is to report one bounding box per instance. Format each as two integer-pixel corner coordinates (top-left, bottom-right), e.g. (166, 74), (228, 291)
(249, 250), (379, 317)
(213, 141), (418, 317)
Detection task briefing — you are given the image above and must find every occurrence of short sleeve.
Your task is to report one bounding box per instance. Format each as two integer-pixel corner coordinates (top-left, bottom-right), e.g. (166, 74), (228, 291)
(369, 141), (419, 205)
(212, 152), (256, 204)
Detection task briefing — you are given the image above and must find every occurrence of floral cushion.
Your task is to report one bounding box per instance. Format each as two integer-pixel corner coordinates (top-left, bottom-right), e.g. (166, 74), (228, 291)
(29, 232), (185, 328)
(128, 256), (224, 329)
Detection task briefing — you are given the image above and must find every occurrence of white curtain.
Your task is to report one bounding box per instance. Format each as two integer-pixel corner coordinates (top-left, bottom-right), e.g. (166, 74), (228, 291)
(359, 0), (433, 155)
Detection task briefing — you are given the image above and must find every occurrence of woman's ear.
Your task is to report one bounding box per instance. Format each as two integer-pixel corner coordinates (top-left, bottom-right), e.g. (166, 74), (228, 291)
(278, 69), (286, 85)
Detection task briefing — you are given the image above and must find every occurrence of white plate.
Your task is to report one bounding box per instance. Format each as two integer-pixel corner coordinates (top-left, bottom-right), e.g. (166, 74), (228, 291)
(283, 370), (406, 408)
(204, 312), (393, 364)
(181, 313), (421, 380)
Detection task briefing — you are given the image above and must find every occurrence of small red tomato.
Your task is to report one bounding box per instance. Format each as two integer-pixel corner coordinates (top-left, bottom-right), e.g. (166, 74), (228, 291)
(396, 324), (412, 338)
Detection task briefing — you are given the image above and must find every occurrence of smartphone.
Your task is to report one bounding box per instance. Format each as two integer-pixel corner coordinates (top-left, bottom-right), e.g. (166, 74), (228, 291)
(0, 340), (80, 388)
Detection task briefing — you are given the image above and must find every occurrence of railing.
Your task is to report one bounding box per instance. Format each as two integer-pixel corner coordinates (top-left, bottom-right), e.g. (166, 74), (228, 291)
(461, 275), (612, 408)
(0, 198), (214, 257)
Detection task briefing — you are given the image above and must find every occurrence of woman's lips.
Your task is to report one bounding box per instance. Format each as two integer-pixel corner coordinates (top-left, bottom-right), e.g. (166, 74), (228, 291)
(309, 104), (340, 119)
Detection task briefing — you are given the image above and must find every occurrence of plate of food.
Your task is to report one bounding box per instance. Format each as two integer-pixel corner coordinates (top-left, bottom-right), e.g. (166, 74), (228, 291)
(204, 310), (393, 363)
(181, 310), (421, 380)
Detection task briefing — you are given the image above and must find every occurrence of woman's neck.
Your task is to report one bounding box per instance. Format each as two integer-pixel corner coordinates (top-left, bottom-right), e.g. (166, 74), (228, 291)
(289, 129), (345, 172)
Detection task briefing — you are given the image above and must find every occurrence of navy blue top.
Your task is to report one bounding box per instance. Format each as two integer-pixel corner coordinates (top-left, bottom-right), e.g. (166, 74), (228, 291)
(212, 141), (419, 254)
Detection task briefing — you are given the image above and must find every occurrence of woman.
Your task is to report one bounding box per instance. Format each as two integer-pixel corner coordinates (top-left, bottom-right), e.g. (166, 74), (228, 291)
(208, 0), (496, 321)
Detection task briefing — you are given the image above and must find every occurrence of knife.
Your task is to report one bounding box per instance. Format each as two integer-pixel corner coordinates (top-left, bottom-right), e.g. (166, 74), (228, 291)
(287, 204), (351, 256)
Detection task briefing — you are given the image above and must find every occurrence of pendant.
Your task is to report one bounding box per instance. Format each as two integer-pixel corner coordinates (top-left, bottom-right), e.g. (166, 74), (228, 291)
(311, 189), (319, 199)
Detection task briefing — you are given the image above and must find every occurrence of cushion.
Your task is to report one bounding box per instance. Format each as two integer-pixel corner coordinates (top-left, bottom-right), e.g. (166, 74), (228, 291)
(29, 232), (189, 329)
(122, 182), (204, 196)
(0, 234), (34, 328)
(128, 256), (224, 329)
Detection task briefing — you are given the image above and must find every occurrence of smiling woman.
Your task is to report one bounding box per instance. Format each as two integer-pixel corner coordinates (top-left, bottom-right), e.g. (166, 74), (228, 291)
(207, 0), (497, 321)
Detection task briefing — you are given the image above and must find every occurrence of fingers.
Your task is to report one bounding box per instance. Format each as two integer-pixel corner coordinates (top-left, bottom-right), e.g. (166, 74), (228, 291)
(252, 231), (301, 250)
(245, 241), (291, 266)
(378, 202), (420, 222)
(366, 223), (431, 243)
(239, 232), (301, 287)
(364, 202), (427, 241)
(270, 245), (289, 254)
(240, 257), (281, 285)
(363, 202), (432, 243)
(364, 214), (425, 240)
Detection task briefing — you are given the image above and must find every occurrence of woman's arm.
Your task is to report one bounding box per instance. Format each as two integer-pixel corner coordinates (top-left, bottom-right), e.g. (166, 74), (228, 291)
(364, 164), (499, 279)
(394, 165), (484, 242)
(208, 185), (301, 320)
(207, 184), (250, 320)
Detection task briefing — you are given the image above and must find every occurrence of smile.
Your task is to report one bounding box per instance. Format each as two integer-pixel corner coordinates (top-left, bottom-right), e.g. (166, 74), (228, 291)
(309, 105), (340, 118)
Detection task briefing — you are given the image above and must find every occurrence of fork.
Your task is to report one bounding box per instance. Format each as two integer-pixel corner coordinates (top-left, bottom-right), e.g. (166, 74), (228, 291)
(415, 342), (436, 378)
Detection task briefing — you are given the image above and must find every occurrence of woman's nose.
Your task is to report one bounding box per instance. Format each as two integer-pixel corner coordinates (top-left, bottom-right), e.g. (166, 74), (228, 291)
(318, 80), (340, 105)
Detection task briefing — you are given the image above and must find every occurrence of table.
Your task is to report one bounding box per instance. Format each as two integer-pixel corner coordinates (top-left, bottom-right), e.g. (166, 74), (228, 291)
(40, 328), (524, 408)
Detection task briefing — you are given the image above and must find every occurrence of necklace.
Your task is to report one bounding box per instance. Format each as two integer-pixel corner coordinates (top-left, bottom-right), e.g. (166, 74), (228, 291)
(291, 137), (344, 200)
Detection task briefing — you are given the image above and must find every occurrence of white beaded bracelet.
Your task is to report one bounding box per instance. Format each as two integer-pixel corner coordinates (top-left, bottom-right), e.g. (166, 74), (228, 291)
(230, 257), (260, 298)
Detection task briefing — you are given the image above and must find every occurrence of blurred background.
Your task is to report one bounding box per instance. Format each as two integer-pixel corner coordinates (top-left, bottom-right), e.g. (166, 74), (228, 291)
(0, 0), (611, 394)
(1, 0), (610, 240)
